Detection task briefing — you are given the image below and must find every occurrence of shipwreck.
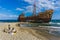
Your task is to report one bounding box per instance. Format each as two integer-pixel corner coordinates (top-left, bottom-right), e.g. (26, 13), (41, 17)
(18, 1), (54, 23)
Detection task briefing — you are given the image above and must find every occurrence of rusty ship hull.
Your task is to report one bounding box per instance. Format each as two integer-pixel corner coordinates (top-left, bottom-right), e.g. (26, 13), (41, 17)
(18, 10), (53, 23)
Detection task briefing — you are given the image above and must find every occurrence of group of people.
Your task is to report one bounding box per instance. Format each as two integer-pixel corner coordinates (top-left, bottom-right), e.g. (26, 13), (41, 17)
(3, 24), (17, 35)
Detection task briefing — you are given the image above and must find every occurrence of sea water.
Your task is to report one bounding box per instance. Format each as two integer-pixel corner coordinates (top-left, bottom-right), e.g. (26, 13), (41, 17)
(0, 20), (18, 22)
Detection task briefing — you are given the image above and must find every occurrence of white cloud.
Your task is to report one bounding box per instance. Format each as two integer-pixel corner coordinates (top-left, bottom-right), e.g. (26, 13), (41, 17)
(0, 14), (7, 17)
(25, 6), (33, 13)
(0, 6), (6, 9)
(25, 5), (42, 13)
(16, 8), (24, 11)
(0, 14), (18, 20)
(0, 6), (18, 20)
(24, 0), (60, 12)
(0, 6), (2, 8)
(24, 0), (34, 4)
(7, 10), (11, 12)
(9, 15), (18, 18)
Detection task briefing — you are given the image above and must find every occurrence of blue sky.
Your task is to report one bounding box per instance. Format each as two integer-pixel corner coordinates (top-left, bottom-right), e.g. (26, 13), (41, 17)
(0, 0), (60, 20)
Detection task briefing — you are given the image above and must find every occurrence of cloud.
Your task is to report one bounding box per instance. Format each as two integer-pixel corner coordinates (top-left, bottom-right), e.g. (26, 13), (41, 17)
(25, 6), (33, 13)
(7, 10), (12, 12)
(0, 6), (2, 8)
(24, 0), (34, 4)
(0, 14), (18, 20)
(16, 8), (24, 11)
(0, 6), (18, 20)
(0, 6), (7, 10)
(24, 0), (60, 13)
(24, 5), (42, 13)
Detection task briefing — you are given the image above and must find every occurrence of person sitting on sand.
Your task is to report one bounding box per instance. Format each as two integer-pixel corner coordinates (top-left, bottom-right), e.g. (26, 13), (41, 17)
(3, 24), (11, 33)
(8, 24), (10, 27)
(8, 24), (12, 33)
(12, 28), (16, 33)
(8, 27), (17, 34)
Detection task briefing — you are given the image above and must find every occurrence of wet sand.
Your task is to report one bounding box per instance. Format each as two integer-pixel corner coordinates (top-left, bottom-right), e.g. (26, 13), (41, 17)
(0, 22), (60, 40)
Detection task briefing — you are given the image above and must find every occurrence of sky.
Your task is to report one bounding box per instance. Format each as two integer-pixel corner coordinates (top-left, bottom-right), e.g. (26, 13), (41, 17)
(0, 0), (60, 20)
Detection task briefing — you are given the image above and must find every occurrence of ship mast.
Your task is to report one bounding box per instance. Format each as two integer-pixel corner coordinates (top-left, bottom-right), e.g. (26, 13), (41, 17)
(33, 0), (36, 16)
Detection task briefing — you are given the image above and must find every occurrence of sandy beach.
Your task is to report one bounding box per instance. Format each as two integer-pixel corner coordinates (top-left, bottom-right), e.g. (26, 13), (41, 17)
(0, 22), (60, 40)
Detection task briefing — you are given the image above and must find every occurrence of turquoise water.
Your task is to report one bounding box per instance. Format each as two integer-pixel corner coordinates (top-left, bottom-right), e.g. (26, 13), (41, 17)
(0, 20), (60, 27)
(0, 20), (60, 22)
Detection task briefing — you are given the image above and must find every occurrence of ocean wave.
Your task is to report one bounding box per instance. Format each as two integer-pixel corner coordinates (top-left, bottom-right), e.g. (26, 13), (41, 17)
(49, 22), (60, 25)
